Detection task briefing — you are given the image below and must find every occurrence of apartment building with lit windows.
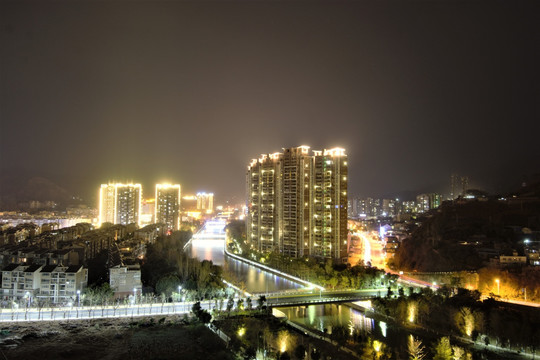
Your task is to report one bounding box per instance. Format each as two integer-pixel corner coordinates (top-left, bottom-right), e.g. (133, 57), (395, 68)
(310, 148), (348, 261)
(246, 146), (348, 262)
(246, 152), (282, 253)
(155, 184), (181, 231)
(99, 183), (142, 226)
(196, 192), (214, 214)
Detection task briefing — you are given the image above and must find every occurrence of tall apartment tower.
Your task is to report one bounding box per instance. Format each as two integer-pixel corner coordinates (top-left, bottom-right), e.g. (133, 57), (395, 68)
(281, 146), (312, 258)
(246, 152), (282, 253)
(196, 192), (214, 214)
(311, 148), (348, 260)
(155, 184), (181, 231)
(99, 183), (142, 226)
(246, 146), (348, 262)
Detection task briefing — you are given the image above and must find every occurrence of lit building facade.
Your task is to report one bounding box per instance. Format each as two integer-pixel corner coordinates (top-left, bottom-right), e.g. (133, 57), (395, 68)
(155, 184), (181, 231)
(109, 264), (142, 297)
(196, 192), (214, 214)
(310, 148), (348, 260)
(99, 183), (142, 226)
(416, 193), (442, 213)
(247, 152), (282, 253)
(246, 146), (348, 262)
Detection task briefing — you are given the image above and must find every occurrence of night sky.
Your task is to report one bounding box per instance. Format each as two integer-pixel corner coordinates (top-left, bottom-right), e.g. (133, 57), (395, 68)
(1, 1), (539, 204)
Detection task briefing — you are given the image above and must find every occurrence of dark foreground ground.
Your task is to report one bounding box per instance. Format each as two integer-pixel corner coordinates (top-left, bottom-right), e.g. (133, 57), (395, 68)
(0, 315), (233, 360)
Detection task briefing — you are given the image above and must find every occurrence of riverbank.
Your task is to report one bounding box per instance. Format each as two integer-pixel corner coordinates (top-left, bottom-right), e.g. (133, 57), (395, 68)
(224, 247), (324, 290)
(345, 300), (536, 360)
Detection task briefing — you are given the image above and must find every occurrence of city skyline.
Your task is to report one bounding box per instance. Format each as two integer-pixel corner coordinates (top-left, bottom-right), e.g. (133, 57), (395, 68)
(1, 1), (539, 204)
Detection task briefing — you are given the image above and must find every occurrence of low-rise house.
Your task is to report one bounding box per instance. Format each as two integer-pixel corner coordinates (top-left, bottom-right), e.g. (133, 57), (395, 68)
(109, 264), (142, 298)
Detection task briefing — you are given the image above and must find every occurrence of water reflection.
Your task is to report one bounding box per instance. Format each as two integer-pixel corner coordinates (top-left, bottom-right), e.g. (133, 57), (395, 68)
(280, 304), (374, 334)
(189, 238), (301, 293)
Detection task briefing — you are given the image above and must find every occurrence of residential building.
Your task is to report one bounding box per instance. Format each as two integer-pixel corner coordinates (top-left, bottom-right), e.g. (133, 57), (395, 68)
(38, 264), (87, 303)
(196, 192), (214, 214)
(99, 183), (142, 226)
(1, 264), (42, 299)
(310, 148), (348, 261)
(109, 264), (142, 297)
(281, 146), (312, 258)
(247, 146), (348, 262)
(246, 152), (282, 253)
(155, 184), (181, 231)
(1, 263), (87, 303)
(416, 193), (442, 213)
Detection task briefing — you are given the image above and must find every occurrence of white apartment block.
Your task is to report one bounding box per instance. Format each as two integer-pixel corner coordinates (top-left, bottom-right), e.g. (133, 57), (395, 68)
(1, 264), (87, 303)
(109, 264), (142, 297)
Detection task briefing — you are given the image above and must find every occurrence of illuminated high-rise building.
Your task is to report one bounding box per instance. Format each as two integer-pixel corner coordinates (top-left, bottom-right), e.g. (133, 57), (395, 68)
(246, 146), (348, 262)
(246, 152), (282, 253)
(310, 148), (348, 261)
(99, 183), (142, 226)
(280, 146), (312, 258)
(155, 184), (181, 231)
(196, 192), (214, 214)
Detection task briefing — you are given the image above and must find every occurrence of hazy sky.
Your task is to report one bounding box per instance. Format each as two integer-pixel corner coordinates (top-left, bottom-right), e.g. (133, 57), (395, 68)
(1, 1), (539, 204)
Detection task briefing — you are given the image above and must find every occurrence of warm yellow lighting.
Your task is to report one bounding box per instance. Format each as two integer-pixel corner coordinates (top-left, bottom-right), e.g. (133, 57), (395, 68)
(408, 301), (417, 323)
(324, 147), (346, 157)
(237, 326), (246, 337)
(373, 340), (382, 353)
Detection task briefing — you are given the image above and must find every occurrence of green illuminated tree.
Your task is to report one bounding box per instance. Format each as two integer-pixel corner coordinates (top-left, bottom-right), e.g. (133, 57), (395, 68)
(407, 336), (426, 360)
(433, 337), (453, 360)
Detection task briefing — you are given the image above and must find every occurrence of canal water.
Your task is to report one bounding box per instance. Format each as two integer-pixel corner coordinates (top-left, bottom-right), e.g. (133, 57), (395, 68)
(188, 224), (489, 359)
(188, 238), (302, 293)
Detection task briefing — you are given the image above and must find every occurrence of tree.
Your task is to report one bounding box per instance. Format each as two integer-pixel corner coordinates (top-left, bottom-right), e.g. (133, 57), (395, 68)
(433, 337), (453, 360)
(236, 298), (244, 311)
(407, 336), (426, 360)
(279, 352), (290, 360)
(199, 310), (212, 324)
(257, 295), (266, 311)
(156, 274), (181, 297)
(452, 346), (465, 360)
(192, 301), (202, 316)
(226, 297), (234, 314)
(294, 344), (306, 360)
(244, 347), (256, 360)
(246, 297), (252, 311)
(455, 307), (475, 337)
(84, 283), (113, 306)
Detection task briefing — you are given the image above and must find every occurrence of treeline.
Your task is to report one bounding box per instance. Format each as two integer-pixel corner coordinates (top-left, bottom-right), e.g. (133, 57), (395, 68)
(371, 287), (540, 351)
(141, 231), (225, 299)
(264, 255), (392, 290)
(477, 267), (540, 302)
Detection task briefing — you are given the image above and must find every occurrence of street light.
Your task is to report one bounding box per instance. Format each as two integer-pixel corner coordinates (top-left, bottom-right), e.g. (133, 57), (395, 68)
(77, 290), (81, 307)
(178, 285), (182, 302)
(495, 279), (500, 295)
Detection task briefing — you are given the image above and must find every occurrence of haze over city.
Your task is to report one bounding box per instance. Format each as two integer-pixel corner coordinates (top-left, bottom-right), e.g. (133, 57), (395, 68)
(1, 1), (539, 204)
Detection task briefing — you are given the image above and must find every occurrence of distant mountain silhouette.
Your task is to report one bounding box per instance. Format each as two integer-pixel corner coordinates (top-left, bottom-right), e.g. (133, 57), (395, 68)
(0, 176), (72, 210)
